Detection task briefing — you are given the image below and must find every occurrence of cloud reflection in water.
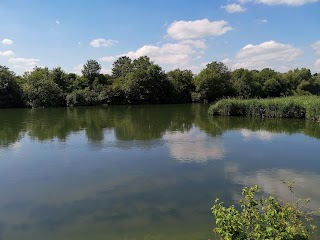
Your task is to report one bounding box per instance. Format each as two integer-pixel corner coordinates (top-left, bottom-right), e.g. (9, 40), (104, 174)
(163, 127), (225, 163)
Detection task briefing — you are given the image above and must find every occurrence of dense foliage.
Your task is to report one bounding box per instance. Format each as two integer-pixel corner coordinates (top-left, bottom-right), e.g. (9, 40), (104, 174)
(212, 184), (318, 240)
(209, 96), (320, 121)
(0, 57), (319, 108)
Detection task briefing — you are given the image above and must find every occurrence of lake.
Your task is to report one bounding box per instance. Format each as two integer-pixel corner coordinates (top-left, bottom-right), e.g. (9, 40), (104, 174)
(0, 104), (319, 240)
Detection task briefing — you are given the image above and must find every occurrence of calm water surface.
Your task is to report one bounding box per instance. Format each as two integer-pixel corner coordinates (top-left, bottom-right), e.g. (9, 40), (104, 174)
(0, 104), (320, 240)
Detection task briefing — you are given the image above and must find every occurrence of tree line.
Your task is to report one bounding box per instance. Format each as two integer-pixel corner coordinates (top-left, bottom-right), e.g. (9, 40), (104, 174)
(0, 56), (319, 108)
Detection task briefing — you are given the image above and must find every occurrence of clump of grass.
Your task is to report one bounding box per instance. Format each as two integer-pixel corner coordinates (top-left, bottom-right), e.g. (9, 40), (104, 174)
(209, 96), (320, 121)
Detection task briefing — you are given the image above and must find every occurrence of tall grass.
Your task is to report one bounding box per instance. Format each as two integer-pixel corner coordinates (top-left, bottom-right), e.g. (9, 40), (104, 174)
(209, 96), (320, 122)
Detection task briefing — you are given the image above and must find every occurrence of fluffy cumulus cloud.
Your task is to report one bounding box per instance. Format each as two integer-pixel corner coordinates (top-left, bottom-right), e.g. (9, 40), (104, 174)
(314, 59), (320, 70)
(99, 56), (116, 62)
(222, 3), (247, 13)
(100, 42), (200, 69)
(72, 63), (83, 74)
(1, 39), (13, 45)
(312, 41), (320, 55)
(167, 19), (232, 40)
(8, 57), (40, 65)
(179, 39), (207, 49)
(90, 38), (118, 48)
(239, 0), (319, 5)
(99, 19), (232, 71)
(9, 57), (40, 72)
(230, 40), (303, 70)
(0, 50), (15, 57)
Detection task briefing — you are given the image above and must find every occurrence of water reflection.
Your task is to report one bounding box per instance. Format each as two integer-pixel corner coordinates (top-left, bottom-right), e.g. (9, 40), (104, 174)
(240, 129), (280, 141)
(0, 105), (319, 240)
(226, 163), (320, 210)
(1, 104), (320, 149)
(163, 127), (225, 163)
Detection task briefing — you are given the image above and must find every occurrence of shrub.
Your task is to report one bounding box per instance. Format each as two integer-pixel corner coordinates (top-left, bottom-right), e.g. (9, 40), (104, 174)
(209, 96), (320, 121)
(212, 184), (318, 240)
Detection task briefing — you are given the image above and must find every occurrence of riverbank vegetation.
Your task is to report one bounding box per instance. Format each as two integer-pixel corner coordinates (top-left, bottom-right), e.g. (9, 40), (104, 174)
(212, 184), (319, 239)
(0, 56), (319, 108)
(209, 96), (320, 121)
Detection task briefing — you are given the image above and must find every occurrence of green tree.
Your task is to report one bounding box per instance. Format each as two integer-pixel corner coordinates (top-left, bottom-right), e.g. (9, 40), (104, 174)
(167, 69), (194, 103)
(123, 56), (170, 104)
(22, 67), (64, 108)
(296, 78), (320, 95)
(0, 65), (23, 107)
(51, 67), (68, 92)
(81, 60), (101, 85)
(66, 88), (99, 107)
(231, 69), (262, 99)
(112, 56), (132, 78)
(193, 62), (231, 102)
(285, 68), (312, 93)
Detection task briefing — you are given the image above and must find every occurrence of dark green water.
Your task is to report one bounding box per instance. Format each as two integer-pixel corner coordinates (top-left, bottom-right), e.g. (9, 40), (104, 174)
(0, 104), (320, 240)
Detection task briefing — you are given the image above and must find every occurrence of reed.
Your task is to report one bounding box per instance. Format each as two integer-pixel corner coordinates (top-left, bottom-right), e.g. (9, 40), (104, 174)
(209, 96), (320, 121)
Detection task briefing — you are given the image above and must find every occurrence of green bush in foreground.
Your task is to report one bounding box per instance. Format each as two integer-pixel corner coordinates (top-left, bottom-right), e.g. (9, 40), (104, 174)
(212, 184), (319, 240)
(209, 96), (320, 122)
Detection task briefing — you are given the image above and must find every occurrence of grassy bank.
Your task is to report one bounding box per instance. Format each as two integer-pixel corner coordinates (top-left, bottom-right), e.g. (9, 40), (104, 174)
(209, 96), (320, 122)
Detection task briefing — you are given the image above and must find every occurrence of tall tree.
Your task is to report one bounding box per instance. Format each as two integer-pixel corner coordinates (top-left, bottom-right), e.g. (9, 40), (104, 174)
(22, 67), (64, 108)
(0, 66), (23, 107)
(81, 60), (101, 85)
(231, 69), (262, 99)
(123, 56), (170, 103)
(167, 69), (194, 103)
(193, 62), (231, 102)
(112, 56), (132, 78)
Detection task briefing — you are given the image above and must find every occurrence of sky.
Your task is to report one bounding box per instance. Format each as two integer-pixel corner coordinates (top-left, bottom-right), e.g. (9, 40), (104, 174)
(0, 0), (319, 75)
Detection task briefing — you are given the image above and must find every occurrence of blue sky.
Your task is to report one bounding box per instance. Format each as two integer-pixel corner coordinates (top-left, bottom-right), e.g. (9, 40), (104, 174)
(0, 0), (319, 75)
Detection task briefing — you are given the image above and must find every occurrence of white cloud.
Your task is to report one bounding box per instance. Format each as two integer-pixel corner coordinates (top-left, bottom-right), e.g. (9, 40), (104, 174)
(56, 20), (60, 24)
(222, 3), (247, 13)
(314, 59), (320, 71)
(99, 56), (116, 62)
(179, 39), (207, 49)
(256, 19), (268, 24)
(100, 42), (199, 69)
(9, 57), (40, 72)
(126, 43), (194, 65)
(90, 38), (118, 48)
(0, 50), (15, 57)
(232, 40), (303, 70)
(8, 57), (40, 66)
(2, 39), (13, 45)
(167, 19), (232, 40)
(239, 0), (319, 5)
(311, 41), (320, 55)
(72, 64), (83, 74)
(222, 58), (232, 64)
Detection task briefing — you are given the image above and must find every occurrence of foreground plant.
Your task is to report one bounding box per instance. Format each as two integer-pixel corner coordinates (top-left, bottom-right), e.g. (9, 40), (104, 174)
(212, 183), (319, 240)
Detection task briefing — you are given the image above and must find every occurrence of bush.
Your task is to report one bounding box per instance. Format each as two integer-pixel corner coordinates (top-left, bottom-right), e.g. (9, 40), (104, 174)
(209, 96), (320, 121)
(212, 184), (318, 240)
(66, 88), (99, 107)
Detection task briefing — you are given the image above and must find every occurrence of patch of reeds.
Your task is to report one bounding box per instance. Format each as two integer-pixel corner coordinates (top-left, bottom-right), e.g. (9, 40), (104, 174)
(209, 96), (320, 122)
